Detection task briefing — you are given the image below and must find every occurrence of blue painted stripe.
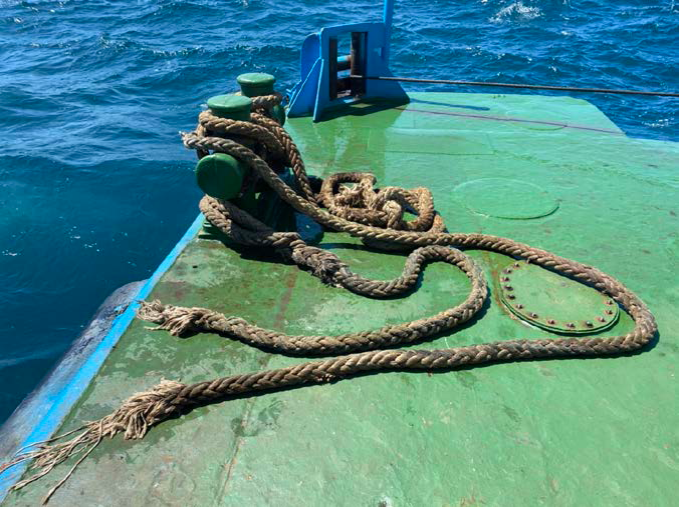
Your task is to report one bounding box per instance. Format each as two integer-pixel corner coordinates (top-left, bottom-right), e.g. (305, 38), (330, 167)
(0, 214), (204, 500)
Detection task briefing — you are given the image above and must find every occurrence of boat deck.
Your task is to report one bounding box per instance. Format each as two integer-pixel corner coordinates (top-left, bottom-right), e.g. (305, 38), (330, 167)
(4, 92), (679, 506)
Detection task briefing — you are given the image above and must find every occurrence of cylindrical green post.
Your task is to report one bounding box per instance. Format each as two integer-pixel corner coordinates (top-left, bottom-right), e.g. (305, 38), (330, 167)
(206, 94), (252, 121)
(197, 94), (254, 211)
(237, 72), (286, 125)
(195, 153), (245, 201)
(237, 73), (275, 97)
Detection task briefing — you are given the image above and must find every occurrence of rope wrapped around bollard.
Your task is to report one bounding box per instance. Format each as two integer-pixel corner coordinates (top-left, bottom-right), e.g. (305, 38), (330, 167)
(1, 93), (657, 504)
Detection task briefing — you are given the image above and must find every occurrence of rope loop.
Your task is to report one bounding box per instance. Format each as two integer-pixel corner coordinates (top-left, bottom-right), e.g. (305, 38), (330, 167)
(4, 92), (658, 503)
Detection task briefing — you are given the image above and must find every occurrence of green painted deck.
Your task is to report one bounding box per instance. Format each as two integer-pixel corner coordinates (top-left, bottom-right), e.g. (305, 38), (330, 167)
(8, 92), (679, 506)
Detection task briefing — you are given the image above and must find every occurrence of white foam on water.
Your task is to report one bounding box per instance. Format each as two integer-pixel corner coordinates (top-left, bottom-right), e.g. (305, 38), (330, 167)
(490, 1), (543, 23)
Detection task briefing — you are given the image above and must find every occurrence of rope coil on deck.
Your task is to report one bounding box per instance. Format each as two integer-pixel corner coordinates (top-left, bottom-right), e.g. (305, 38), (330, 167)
(2, 92), (658, 504)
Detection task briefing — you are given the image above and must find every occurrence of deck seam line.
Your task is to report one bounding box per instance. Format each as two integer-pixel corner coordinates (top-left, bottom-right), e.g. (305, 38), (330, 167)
(215, 398), (256, 503)
(214, 269), (299, 502)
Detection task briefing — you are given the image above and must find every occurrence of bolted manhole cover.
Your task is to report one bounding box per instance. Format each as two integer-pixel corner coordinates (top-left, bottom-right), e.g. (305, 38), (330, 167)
(498, 261), (619, 334)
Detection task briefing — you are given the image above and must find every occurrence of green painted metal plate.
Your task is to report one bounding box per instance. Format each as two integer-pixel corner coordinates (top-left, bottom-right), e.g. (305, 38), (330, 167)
(453, 178), (559, 219)
(499, 260), (619, 334)
(6, 92), (679, 507)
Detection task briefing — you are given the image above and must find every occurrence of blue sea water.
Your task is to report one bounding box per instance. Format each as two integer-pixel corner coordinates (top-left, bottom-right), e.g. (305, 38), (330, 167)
(0, 0), (676, 423)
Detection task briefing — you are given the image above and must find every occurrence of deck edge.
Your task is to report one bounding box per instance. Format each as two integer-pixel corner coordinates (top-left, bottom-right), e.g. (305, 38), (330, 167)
(0, 214), (204, 502)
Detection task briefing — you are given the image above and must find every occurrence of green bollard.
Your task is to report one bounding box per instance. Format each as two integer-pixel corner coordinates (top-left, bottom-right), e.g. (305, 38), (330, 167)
(198, 86), (314, 241)
(206, 94), (252, 121)
(195, 153), (245, 201)
(196, 95), (258, 218)
(237, 72), (286, 126)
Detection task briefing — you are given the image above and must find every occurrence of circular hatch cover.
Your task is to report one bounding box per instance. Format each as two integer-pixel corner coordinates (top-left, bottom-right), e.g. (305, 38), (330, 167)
(453, 178), (559, 219)
(499, 261), (619, 334)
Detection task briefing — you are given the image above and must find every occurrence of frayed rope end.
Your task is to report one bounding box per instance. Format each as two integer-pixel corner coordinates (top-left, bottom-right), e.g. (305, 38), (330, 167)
(137, 300), (209, 337)
(2, 379), (186, 503)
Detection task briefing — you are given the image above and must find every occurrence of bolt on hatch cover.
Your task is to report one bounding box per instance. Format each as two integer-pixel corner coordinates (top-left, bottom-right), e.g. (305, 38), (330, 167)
(498, 261), (619, 334)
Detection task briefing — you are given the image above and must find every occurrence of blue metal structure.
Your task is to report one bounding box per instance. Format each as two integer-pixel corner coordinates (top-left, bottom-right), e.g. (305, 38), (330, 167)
(287, 0), (408, 121)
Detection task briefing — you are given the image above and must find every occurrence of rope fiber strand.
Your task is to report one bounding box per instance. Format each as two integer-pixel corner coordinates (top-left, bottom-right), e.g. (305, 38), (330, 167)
(2, 91), (658, 504)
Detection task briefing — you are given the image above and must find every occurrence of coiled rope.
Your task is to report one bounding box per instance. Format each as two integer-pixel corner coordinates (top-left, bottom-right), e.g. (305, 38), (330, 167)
(2, 93), (657, 504)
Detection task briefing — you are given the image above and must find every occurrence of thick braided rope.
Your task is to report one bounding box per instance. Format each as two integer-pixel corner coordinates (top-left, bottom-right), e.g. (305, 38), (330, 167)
(138, 243), (487, 355)
(198, 193), (446, 297)
(4, 101), (657, 503)
(199, 96), (317, 200)
(199, 110), (286, 160)
(250, 92), (283, 111)
(180, 131), (656, 354)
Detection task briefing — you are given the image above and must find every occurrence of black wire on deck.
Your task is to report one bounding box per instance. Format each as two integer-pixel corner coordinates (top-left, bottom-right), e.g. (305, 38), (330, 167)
(352, 75), (679, 98)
